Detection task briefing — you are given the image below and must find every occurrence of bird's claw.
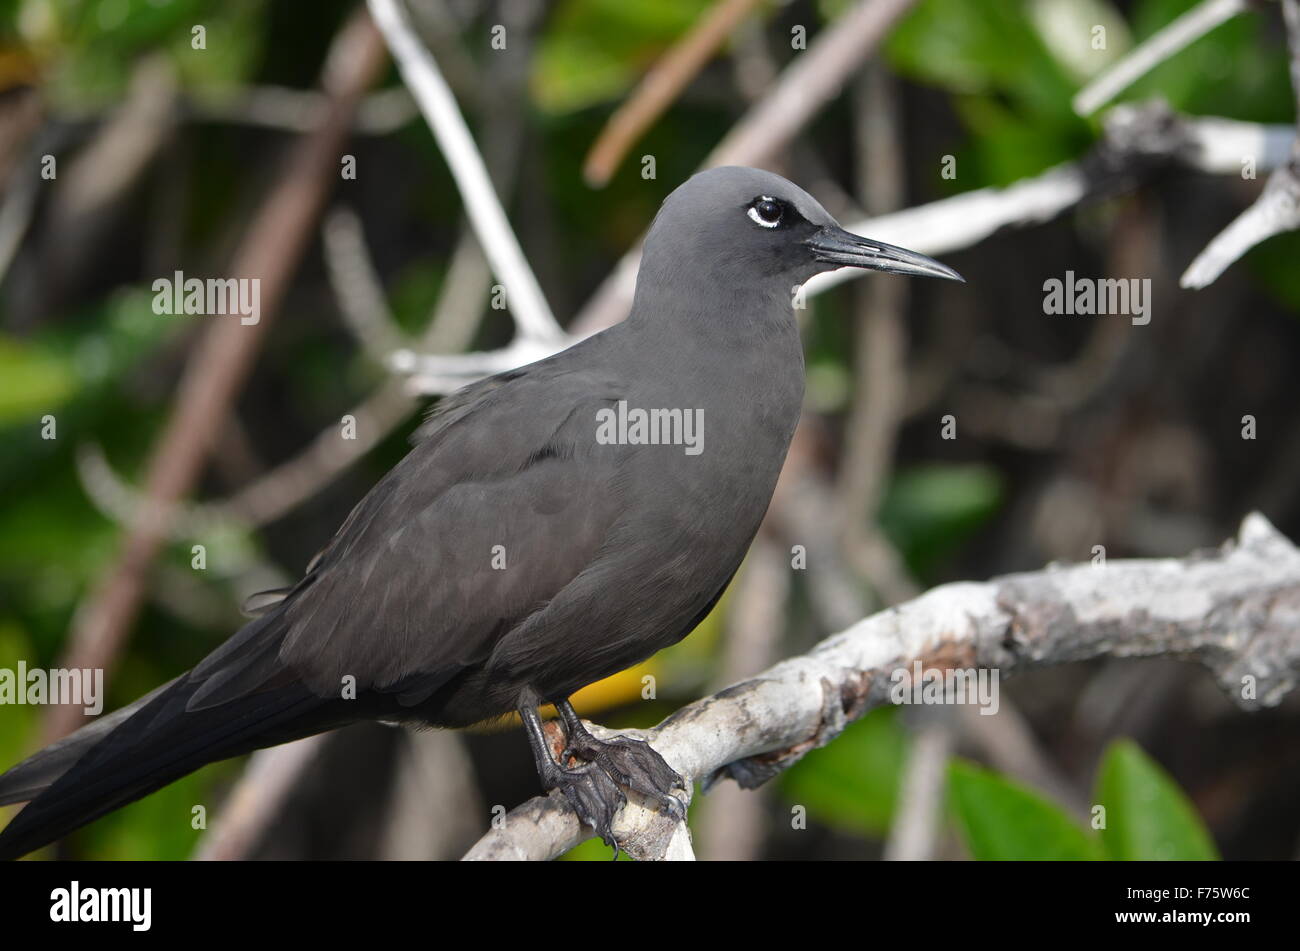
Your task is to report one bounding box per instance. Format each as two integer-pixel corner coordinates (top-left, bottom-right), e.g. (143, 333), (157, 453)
(549, 732), (688, 847)
(548, 762), (627, 849)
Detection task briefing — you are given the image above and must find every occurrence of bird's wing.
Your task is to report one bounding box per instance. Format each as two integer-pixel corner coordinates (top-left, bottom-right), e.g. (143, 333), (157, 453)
(187, 350), (627, 709)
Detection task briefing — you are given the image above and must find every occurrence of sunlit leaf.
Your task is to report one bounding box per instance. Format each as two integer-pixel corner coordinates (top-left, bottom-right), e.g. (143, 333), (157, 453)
(1095, 738), (1219, 860)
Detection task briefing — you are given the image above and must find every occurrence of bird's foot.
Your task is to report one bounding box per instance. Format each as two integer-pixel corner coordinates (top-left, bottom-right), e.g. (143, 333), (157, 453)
(560, 732), (686, 823)
(543, 760), (629, 849)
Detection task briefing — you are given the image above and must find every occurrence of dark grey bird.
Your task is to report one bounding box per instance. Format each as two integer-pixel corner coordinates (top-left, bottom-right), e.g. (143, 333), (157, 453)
(0, 166), (960, 859)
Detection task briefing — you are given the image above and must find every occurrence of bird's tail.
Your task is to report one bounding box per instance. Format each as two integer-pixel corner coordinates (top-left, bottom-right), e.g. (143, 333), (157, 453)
(0, 677), (180, 808)
(0, 671), (330, 860)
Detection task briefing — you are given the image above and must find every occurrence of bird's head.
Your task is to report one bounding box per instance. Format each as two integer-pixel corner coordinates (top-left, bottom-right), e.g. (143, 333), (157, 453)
(639, 166), (962, 304)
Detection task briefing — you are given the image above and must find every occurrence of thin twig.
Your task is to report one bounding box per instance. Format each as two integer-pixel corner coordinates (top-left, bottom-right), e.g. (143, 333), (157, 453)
(697, 537), (788, 861)
(1181, 0), (1300, 288)
(838, 62), (917, 607)
(0, 138), (46, 287)
(583, 0), (764, 187)
(882, 708), (953, 861)
(77, 221), (497, 535)
(1073, 0), (1255, 116)
(367, 0), (562, 345)
(708, 0), (918, 168)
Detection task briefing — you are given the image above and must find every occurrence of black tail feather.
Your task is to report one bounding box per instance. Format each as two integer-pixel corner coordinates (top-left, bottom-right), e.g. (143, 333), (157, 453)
(0, 673), (330, 860)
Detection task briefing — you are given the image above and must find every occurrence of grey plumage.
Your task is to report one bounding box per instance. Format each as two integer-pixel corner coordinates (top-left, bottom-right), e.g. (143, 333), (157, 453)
(0, 167), (961, 858)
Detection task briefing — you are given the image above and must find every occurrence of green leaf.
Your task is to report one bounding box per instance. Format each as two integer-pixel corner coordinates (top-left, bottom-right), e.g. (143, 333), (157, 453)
(1095, 739), (1219, 860)
(885, 0), (1094, 185)
(886, 0), (1078, 118)
(779, 707), (908, 837)
(948, 759), (1102, 860)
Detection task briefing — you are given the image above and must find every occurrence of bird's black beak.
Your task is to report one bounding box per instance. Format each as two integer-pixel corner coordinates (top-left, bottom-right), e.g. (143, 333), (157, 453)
(805, 226), (964, 282)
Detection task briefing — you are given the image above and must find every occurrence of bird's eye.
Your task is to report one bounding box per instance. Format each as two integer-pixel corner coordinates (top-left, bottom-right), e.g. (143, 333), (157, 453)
(747, 197), (783, 229)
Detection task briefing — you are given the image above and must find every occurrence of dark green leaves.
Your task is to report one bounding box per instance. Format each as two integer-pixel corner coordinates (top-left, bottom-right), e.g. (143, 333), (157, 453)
(949, 760), (1101, 860)
(947, 740), (1218, 860)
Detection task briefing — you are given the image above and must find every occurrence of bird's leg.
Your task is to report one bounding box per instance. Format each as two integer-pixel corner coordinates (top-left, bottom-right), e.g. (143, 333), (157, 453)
(555, 698), (686, 820)
(518, 703), (625, 849)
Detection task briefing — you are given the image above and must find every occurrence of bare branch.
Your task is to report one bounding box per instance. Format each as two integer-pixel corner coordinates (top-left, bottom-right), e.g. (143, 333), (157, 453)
(394, 105), (1296, 399)
(883, 708), (953, 861)
(708, 0), (918, 168)
(367, 0), (563, 345)
(464, 513), (1300, 860)
(838, 62), (915, 608)
(77, 220), (498, 535)
(0, 140), (44, 286)
(1179, 155), (1300, 287)
(392, 336), (573, 394)
(696, 536), (788, 861)
(1072, 0), (1254, 117)
(1181, 0), (1300, 288)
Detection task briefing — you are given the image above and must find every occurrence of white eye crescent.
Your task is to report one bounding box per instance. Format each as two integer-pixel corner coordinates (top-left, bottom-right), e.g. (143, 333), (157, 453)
(747, 197), (782, 228)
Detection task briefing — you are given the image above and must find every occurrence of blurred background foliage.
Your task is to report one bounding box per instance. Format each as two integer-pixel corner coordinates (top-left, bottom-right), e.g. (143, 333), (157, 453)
(0, 0), (1297, 860)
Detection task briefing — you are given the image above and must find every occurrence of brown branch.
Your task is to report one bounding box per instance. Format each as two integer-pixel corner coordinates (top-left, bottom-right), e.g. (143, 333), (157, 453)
(583, 0), (764, 187)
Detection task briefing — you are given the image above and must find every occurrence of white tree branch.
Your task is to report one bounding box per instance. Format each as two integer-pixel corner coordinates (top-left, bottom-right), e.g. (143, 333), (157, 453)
(1179, 153), (1300, 288)
(1181, 0), (1300, 288)
(367, 0), (563, 345)
(804, 102), (1296, 297)
(1072, 0), (1255, 117)
(463, 513), (1300, 861)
